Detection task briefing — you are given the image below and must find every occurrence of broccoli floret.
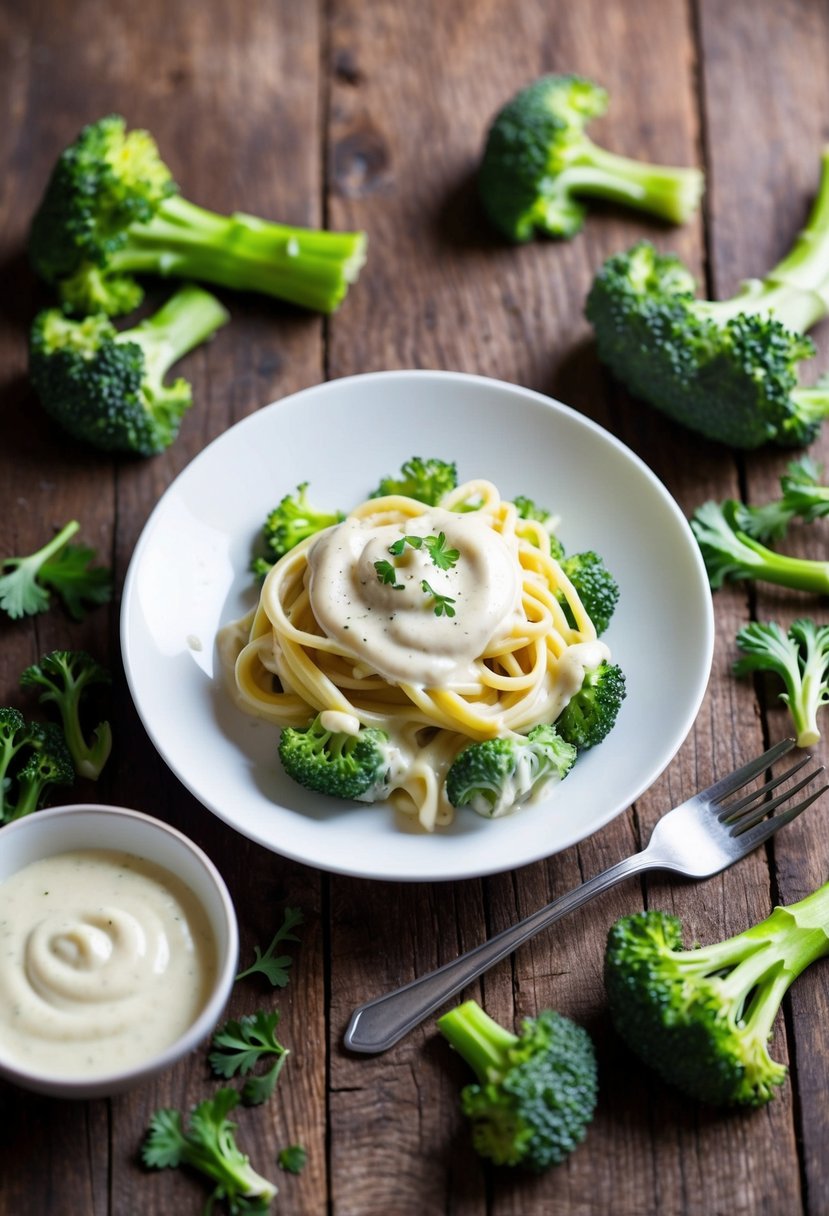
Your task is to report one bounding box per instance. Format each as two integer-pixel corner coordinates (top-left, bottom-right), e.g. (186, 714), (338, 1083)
(560, 551), (620, 636)
(556, 660), (626, 750)
(29, 284), (229, 456)
(0, 714), (74, 824)
(437, 999), (597, 1171)
(586, 149), (829, 450)
(479, 74), (703, 242)
(369, 457), (458, 505)
(0, 520), (111, 621)
(605, 884), (829, 1106)
(734, 619), (829, 747)
(20, 650), (112, 780)
(252, 484), (344, 576)
(691, 499), (829, 593)
(445, 724), (576, 817)
(143, 1088), (277, 1212)
(30, 114), (366, 316)
(278, 715), (393, 801)
(738, 456), (829, 541)
(513, 495), (565, 559)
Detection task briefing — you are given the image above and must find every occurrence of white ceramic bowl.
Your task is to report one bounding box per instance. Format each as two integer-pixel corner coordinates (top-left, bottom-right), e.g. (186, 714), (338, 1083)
(0, 804), (238, 1099)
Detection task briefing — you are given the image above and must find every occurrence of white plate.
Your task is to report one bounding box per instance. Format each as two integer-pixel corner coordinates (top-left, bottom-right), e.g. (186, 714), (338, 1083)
(121, 370), (714, 882)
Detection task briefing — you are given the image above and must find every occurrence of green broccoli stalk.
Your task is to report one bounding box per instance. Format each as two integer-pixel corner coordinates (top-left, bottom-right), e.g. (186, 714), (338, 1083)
(278, 715), (394, 801)
(737, 456), (829, 541)
(586, 148), (829, 448)
(691, 499), (829, 594)
(560, 551), (620, 636)
(369, 457), (458, 505)
(0, 520), (112, 621)
(437, 1000), (598, 1170)
(445, 724), (576, 817)
(605, 883), (829, 1106)
(734, 619), (829, 747)
(1, 718), (75, 823)
(20, 650), (112, 779)
(30, 114), (366, 316)
(556, 660), (626, 750)
(30, 283), (229, 456)
(142, 1088), (277, 1212)
(252, 483), (344, 576)
(478, 74), (703, 242)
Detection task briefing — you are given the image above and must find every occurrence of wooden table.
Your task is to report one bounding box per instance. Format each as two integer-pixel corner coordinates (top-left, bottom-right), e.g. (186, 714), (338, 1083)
(2, 2), (829, 1213)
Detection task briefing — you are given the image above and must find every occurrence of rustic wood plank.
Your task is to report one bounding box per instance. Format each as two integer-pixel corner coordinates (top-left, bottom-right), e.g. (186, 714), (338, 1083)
(698, 3), (829, 1213)
(0, 2), (329, 1214)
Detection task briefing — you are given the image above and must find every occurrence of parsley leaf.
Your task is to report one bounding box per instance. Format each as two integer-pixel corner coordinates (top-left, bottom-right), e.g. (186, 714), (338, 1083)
(0, 521), (112, 621)
(420, 580), (456, 617)
(142, 1088), (277, 1212)
(374, 559), (404, 590)
(236, 906), (304, 987)
(209, 1010), (290, 1106)
(422, 532), (459, 571)
(388, 535), (423, 556)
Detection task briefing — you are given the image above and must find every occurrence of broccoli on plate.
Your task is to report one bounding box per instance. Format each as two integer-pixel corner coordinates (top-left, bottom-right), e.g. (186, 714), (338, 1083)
(437, 999), (598, 1170)
(252, 484), (344, 576)
(369, 457), (458, 506)
(278, 715), (394, 802)
(30, 114), (367, 316)
(445, 724), (576, 818)
(479, 74), (703, 242)
(30, 283), (229, 455)
(556, 659), (626, 750)
(605, 882), (829, 1106)
(586, 149), (829, 448)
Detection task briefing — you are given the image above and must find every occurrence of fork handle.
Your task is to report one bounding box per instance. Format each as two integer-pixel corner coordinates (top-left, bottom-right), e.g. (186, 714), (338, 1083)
(344, 850), (653, 1053)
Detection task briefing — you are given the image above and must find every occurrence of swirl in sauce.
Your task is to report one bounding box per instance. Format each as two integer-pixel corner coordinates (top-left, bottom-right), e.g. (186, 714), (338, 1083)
(0, 850), (217, 1077)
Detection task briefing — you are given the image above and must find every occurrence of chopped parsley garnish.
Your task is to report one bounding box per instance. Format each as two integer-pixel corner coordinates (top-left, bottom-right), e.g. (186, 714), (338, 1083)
(423, 531), (459, 570)
(236, 906), (304, 987)
(374, 559), (404, 589)
(421, 580), (456, 617)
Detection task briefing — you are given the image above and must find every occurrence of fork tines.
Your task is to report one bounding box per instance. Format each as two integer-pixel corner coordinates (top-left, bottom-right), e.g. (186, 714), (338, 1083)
(718, 754), (828, 838)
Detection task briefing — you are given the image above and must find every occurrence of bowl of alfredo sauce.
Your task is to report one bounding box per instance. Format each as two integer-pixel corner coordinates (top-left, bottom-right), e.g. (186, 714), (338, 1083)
(0, 804), (238, 1098)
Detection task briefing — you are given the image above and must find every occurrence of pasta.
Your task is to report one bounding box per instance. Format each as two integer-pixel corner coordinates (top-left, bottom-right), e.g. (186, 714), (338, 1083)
(221, 477), (613, 831)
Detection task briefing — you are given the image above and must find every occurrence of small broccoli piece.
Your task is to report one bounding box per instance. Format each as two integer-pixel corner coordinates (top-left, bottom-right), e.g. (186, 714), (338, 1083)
(556, 660), (626, 751)
(437, 999), (597, 1171)
(586, 148), (829, 449)
(445, 724), (576, 817)
(369, 457), (458, 505)
(1, 718), (74, 824)
(513, 495), (565, 559)
(252, 484), (344, 576)
(0, 520), (112, 621)
(142, 1088), (277, 1212)
(560, 551), (619, 636)
(20, 650), (112, 780)
(605, 882), (829, 1106)
(691, 499), (829, 594)
(30, 114), (366, 316)
(278, 715), (393, 801)
(734, 619), (829, 747)
(30, 284), (229, 456)
(479, 74), (703, 242)
(738, 456), (829, 541)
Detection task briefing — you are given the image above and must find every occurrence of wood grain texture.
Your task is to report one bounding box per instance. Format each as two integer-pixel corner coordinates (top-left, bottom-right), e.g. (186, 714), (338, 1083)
(1, 0), (829, 1213)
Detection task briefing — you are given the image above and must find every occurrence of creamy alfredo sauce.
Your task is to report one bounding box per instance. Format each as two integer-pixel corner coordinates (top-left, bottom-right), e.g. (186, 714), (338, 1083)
(307, 507), (523, 687)
(0, 850), (218, 1078)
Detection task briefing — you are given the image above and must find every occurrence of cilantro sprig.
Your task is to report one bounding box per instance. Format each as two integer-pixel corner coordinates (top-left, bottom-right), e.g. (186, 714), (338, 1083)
(0, 520), (112, 621)
(209, 1011), (290, 1106)
(236, 907), (304, 987)
(142, 1088), (277, 1213)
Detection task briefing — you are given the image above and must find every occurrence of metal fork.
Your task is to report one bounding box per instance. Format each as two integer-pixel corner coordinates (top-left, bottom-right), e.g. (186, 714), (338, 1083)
(344, 737), (827, 1053)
